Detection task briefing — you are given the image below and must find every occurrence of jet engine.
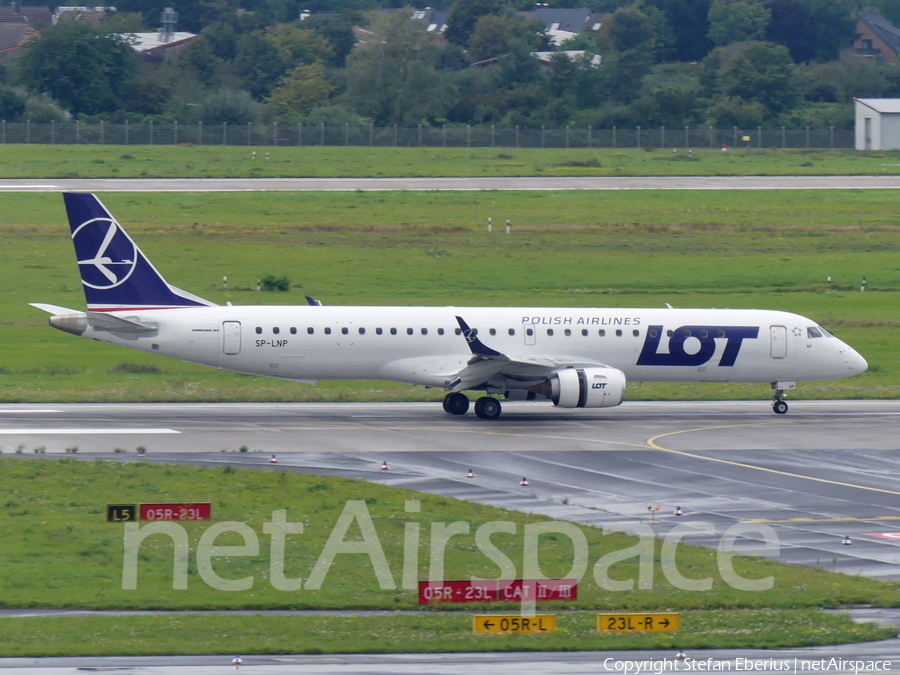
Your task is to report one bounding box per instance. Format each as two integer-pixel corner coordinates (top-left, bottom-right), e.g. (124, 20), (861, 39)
(549, 367), (626, 408)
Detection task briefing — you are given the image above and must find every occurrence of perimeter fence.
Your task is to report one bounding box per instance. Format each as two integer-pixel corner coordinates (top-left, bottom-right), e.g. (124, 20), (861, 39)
(0, 121), (856, 149)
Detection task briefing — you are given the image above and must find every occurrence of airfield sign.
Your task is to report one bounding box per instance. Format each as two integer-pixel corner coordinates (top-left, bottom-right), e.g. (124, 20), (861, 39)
(473, 615), (556, 634)
(598, 613), (679, 633)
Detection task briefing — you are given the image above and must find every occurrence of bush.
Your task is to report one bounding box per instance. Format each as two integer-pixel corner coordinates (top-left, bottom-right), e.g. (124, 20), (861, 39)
(261, 274), (290, 292)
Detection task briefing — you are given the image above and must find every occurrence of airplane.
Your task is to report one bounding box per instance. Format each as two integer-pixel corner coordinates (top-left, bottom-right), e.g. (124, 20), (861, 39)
(31, 193), (868, 420)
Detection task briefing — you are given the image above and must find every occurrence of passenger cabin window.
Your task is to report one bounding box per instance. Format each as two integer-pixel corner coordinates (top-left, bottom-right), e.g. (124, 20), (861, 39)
(564, 329), (571, 336)
(407, 328), (414, 335)
(547, 329), (554, 336)
(616, 329), (623, 337)
(376, 328), (383, 335)
(255, 327), (262, 334)
(438, 328), (444, 335)
(290, 327), (297, 335)
(581, 329), (588, 336)
(526, 328), (533, 336)
(633, 329), (640, 337)
(273, 327), (280, 335)
(324, 327), (332, 335)
(359, 327), (366, 335)
(509, 328), (516, 336)
(341, 327), (348, 335)
(455, 328), (462, 336)
(421, 328), (428, 335)
(599, 329), (606, 337)
(807, 327), (823, 338)
(307, 327), (314, 335)
(390, 328), (397, 335)
(649, 329), (658, 338)
(489, 328), (496, 336)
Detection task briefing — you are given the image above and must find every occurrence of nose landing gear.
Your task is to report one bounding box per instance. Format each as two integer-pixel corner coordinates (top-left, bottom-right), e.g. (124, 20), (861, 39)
(771, 381), (794, 414)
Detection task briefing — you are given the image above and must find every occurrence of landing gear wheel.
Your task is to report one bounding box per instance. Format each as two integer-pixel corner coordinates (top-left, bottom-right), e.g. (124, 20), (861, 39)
(474, 396), (502, 420)
(443, 392), (470, 416)
(773, 400), (788, 415)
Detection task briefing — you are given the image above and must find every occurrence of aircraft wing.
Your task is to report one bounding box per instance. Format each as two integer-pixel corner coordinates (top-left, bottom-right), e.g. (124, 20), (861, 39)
(446, 316), (610, 391)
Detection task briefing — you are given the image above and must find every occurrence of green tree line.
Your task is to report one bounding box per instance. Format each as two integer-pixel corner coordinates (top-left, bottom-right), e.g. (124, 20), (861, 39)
(2, 0), (900, 129)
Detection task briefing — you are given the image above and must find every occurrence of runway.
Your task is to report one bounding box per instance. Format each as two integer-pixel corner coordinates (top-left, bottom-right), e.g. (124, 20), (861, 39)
(2, 176), (900, 191)
(3, 400), (900, 581)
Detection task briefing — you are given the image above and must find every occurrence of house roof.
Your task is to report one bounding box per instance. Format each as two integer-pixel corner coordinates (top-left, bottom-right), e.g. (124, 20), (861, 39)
(855, 98), (900, 113)
(522, 8), (604, 33)
(473, 49), (601, 68)
(0, 22), (28, 52)
(121, 31), (197, 52)
(859, 9), (900, 57)
(0, 8), (27, 23)
(20, 6), (51, 29)
(411, 8), (449, 33)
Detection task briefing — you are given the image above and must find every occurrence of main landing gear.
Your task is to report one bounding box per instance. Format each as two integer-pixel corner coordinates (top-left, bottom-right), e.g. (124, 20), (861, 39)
(442, 393), (502, 419)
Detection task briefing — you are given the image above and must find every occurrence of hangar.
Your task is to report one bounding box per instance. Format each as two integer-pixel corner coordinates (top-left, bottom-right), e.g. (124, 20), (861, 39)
(854, 97), (900, 150)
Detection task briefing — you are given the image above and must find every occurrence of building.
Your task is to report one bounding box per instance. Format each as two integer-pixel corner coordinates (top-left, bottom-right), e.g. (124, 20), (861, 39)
(520, 7), (604, 46)
(0, 3), (49, 58)
(854, 9), (900, 63)
(854, 98), (900, 150)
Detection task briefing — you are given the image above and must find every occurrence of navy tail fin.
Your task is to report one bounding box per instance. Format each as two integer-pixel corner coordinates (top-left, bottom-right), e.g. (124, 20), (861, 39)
(63, 193), (215, 311)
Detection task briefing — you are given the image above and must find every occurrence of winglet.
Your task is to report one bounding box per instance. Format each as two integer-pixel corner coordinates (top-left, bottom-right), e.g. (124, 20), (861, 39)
(305, 295), (323, 306)
(455, 316), (503, 357)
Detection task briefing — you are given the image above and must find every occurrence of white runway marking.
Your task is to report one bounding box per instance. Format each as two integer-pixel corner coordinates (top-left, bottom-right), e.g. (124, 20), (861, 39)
(0, 428), (180, 435)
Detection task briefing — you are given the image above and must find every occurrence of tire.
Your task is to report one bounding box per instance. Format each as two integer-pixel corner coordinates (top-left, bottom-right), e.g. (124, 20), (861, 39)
(773, 400), (788, 415)
(474, 396), (502, 420)
(446, 392), (470, 416)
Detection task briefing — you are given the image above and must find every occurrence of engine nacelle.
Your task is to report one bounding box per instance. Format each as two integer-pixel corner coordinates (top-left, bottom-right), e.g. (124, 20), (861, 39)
(550, 367), (626, 408)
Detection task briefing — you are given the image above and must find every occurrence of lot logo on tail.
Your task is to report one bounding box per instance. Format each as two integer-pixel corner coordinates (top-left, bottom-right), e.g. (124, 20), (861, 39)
(73, 217), (138, 290)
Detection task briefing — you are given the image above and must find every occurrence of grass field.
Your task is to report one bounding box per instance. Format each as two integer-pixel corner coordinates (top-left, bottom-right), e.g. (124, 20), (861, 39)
(2, 145), (900, 178)
(0, 611), (892, 657)
(1, 189), (898, 403)
(0, 458), (896, 655)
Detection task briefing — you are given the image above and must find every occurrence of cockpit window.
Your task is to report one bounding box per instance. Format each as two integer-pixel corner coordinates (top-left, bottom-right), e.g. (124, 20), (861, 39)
(807, 327), (823, 338)
(819, 325), (834, 337)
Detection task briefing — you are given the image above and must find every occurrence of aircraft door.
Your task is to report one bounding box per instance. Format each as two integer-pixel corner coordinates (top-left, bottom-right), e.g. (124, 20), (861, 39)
(769, 325), (787, 359)
(524, 323), (536, 346)
(223, 321), (241, 355)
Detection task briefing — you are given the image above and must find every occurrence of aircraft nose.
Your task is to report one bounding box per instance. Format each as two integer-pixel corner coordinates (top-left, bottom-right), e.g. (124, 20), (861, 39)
(842, 345), (868, 376)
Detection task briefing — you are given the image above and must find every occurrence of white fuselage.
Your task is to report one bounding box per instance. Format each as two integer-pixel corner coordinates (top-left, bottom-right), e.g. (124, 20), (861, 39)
(82, 305), (867, 390)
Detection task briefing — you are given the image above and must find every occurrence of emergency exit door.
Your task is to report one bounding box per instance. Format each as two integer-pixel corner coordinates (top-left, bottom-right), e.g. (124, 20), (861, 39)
(223, 321), (241, 355)
(769, 325), (787, 359)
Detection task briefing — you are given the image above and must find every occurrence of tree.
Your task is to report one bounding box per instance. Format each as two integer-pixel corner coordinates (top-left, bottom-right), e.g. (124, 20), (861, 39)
(0, 86), (25, 121)
(797, 0), (857, 62)
(601, 5), (658, 53)
(445, 0), (511, 47)
(343, 13), (456, 124)
(266, 62), (334, 120)
(19, 21), (138, 116)
(234, 26), (332, 100)
(467, 13), (545, 62)
(718, 41), (799, 116)
(643, 0), (713, 61)
(708, 0), (770, 46)
(765, 0), (817, 63)
(304, 12), (360, 68)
